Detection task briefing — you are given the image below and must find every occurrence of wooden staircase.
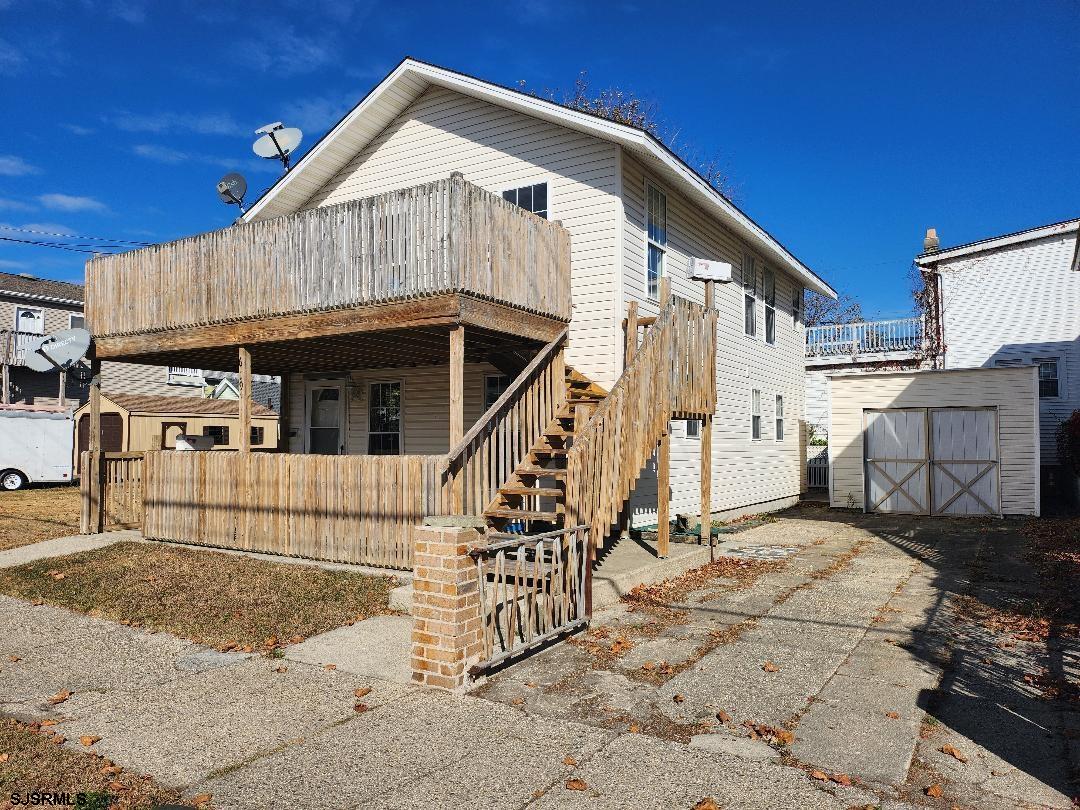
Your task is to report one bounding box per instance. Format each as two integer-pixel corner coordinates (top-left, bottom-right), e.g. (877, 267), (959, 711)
(483, 367), (607, 535)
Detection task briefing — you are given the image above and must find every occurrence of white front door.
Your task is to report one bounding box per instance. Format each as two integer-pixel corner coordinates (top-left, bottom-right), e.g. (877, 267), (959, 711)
(306, 382), (345, 455)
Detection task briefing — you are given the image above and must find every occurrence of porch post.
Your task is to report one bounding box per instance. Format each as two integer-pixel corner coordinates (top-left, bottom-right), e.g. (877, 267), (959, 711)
(657, 427), (670, 559)
(239, 346), (252, 453)
(1, 330), (10, 404)
(88, 358), (104, 534)
(449, 325), (465, 513)
(701, 280), (715, 558)
(624, 300), (638, 370)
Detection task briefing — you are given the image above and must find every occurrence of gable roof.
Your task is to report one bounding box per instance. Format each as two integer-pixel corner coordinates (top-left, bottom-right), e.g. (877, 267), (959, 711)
(0, 271), (84, 304)
(915, 217), (1080, 267)
(91, 393), (276, 417)
(242, 57), (835, 298)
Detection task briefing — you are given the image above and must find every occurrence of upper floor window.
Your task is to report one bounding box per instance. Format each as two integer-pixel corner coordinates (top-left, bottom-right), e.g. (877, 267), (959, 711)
(502, 183), (548, 219)
(1037, 359), (1060, 398)
(792, 287), (804, 326)
(763, 269), (776, 345)
(646, 184), (667, 300)
(742, 256), (757, 337)
(751, 389), (761, 440)
(69, 314), (85, 331)
(484, 374), (511, 411)
(775, 395), (784, 440)
(14, 306), (43, 335)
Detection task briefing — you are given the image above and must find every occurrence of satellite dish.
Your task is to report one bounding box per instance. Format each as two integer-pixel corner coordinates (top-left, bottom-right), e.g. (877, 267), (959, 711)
(24, 328), (90, 373)
(216, 172), (248, 212)
(253, 122), (302, 171)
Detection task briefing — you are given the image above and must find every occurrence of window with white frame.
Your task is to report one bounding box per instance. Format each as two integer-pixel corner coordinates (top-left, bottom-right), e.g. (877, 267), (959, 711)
(742, 256), (756, 336)
(751, 389), (761, 440)
(685, 419), (700, 438)
(1036, 359), (1060, 398)
(646, 184), (667, 300)
(775, 395), (784, 440)
(763, 269), (776, 345)
(502, 182), (548, 219)
(792, 286), (803, 326)
(68, 314), (85, 330)
(14, 306), (43, 335)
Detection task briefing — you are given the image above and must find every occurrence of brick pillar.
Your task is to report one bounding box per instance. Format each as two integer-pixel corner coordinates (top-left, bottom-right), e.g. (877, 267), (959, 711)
(410, 523), (485, 691)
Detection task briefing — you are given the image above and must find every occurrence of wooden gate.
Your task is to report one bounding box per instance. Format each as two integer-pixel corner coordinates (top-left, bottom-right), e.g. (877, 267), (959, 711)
(469, 526), (590, 675)
(864, 409), (929, 514)
(929, 407), (1000, 516)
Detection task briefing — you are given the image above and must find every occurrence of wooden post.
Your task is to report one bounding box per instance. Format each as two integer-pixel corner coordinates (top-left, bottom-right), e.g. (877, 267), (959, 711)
(701, 279), (715, 559)
(88, 358), (103, 534)
(624, 300), (639, 370)
(277, 373), (289, 452)
(58, 370), (66, 409)
(1, 330), (10, 405)
(659, 277), (670, 309)
(657, 427), (670, 559)
(449, 325), (465, 513)
(239, 347), (252, 452)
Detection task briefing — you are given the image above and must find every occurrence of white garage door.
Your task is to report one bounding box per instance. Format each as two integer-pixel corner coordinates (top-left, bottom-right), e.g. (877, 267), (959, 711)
(864, 409), (929, 514)
(929, 408), (1000, 516)
(864, 407), (1001, 516)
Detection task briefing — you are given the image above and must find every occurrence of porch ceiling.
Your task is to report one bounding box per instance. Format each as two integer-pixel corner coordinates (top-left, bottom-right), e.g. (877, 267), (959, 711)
(99, 324), (543, 376)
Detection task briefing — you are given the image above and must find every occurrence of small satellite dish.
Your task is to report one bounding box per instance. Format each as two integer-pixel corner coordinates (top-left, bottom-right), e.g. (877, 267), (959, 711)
(253, 122), (302, 171)
(24, 328), (91, 373)
(216, 172), (248, 212)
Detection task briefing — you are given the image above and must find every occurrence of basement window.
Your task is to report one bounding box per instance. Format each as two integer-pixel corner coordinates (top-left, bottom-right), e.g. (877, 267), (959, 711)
(502, 183), (548, 219)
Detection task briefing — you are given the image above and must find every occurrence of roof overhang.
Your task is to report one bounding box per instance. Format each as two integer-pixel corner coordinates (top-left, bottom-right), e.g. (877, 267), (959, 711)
(0, 289), (83, 306)
(916, 218), (1080, 267)
(243, 58), (835, 298)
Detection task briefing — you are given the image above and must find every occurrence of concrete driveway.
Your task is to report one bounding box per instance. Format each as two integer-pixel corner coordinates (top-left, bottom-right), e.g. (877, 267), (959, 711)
(0, 506), (1075, 808)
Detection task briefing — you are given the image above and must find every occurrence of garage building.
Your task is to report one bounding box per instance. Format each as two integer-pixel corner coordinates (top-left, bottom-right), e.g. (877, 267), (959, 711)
(828, 366), (1040, 516)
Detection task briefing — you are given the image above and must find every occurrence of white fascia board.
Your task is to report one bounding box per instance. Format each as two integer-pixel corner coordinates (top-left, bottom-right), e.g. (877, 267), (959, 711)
(916, 219), (1080, 266)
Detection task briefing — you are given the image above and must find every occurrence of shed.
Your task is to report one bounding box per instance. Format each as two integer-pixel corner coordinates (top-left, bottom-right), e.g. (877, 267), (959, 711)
(828, 367), (1040, 516)
(73, 393), (279, 461)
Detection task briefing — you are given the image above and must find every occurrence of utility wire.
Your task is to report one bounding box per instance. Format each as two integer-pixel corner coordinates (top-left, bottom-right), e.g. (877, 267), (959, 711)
(0, 236), (124, 255)
(0, 225), (152, 246)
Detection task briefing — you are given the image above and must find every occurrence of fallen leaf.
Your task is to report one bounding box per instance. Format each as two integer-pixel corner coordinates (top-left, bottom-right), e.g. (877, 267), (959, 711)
(829, 773), (852, 786)
(107, 781), (124, 792)
(525, 681), (536, 688)
(693, 799), (720, 810)
(810, 769), (828, 781)
(263, 636), (278, 648)
(325, 664), (337, 671)
(563, 755), (577, 766)
(0, 753), (8, 762)
(39, 719), (59, 727)
(241, 645), (254, 653)
(940, 744), (968, 763)
(926, 784), (944, 798)
(885, 711), (900, 720)
(532, 789), (545, 799)
(31, 599), (44, 606)
(565, 778), (588, 792)
(51, 573), (65, 581)
(79, 735), (101, 747)
(192, 793), (212, 807)
(274, 666), (287, 674)
(641, 661), (655, 671)
(628, 723), (641, 733)
(8, 655), (20, 663)
(672, 694), (685, 704)
(762, 661), (780, 673)
(47, 689), (72, 705)
(354, 702), (369, 713)
(716, 710), (732, 724)
(290, 635), (304, 644)
(87, 608), (103, 619)
(354, 687), (372, 698)
(511, 697), (525, 706)
(101, 765), (122, 776)
(51, 735), (65, 745)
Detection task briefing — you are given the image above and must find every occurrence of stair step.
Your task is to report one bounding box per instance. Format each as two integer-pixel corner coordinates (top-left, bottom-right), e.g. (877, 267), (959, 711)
(532, 448), (568, 456)
(498, 486), (563, 498)
(516, 466), (566, 477)
(544, 428), (574, 438)
(484, 508), (562, 521)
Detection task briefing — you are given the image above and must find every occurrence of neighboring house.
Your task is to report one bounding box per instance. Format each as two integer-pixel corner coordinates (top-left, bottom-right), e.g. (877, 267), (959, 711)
(915, 218), (1080, 473)
(0, 272), (279, 411)
(80, 57), (836, 566)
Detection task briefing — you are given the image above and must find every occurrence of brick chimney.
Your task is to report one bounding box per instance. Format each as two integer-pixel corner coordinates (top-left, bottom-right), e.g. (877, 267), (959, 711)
(923, 227), (940, 253)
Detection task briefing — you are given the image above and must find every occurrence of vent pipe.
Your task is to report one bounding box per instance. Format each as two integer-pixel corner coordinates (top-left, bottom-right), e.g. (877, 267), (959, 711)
(923, 227), (940, 253)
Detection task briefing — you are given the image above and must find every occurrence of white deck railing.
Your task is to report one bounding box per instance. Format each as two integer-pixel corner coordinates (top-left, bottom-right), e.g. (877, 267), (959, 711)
(1, 330), (44, 366)
(805, 316), (924, 358)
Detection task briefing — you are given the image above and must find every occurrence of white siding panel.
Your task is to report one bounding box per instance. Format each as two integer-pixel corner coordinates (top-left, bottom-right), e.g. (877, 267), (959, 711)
(828, 367), (1039, 516)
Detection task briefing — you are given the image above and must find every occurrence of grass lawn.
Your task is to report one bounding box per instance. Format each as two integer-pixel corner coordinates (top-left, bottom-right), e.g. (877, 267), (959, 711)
(0, 541), (396, 651)
(0, 716), (194, 809)
(0, 486), (82, 552)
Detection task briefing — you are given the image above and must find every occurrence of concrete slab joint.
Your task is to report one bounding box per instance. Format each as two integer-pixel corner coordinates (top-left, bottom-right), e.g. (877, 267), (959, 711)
(410, 523), (486, 691)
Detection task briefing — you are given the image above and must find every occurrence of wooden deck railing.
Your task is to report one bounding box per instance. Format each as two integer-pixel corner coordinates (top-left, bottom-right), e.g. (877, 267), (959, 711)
(444, 330), (567, 515)
(85, 174), (572, 338)
(566, 296), (716, 545)
(80, 451), (145, 533)
(141, 451), (449, 569)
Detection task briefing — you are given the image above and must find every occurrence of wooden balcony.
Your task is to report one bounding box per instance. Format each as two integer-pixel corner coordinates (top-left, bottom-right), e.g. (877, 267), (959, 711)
(86, 175), (571, 365)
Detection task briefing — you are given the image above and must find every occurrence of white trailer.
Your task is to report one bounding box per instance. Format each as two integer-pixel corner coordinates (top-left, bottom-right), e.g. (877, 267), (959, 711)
(0, 407), (75, 490)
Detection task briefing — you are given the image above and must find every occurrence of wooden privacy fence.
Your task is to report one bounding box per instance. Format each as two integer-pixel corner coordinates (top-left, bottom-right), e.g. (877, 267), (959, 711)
(142, 451), (449, 569)
(566, 296), (717, 545)
(470, 526), (590, 675)
(86, 174), (572, 337)
(445, 331), (567, 514)
(80, 451), (145, 533)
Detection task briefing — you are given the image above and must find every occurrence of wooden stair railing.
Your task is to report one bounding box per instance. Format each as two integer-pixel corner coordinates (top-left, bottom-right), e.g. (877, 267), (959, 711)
(444, 329), (569, 517)
(566, 294), (717, 550)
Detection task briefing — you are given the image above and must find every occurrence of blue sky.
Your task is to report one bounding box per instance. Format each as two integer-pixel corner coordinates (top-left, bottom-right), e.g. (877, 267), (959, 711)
(1, 0), (1077, 317)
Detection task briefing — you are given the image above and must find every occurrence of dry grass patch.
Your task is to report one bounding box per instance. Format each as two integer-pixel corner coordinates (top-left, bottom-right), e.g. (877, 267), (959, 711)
(0, 716), (190, 808)
(0, 486), (81, 552)
(0, 542), (395, 651)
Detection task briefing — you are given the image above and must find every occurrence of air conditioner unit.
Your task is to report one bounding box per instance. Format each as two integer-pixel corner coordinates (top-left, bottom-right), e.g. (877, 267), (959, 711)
(689, 258), (733, 283)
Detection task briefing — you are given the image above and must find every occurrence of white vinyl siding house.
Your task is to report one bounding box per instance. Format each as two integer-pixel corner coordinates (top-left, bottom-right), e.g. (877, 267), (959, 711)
(918, 220), (1080, 465)
(242, 59), (834, 520)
